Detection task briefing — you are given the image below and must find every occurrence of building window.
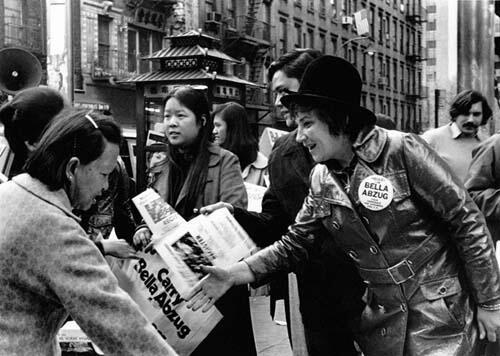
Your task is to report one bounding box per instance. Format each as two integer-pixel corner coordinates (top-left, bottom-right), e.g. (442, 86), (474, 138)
(295, 23), (302, 47)
(378, 10), (384, 44)
(427, 4), (436, 13)
(399, 23), (404, 52)
(331, 0), (337, 18)
(320, 33), (326, 53)
(427, 20), (436, 31)
(427, 57), (436, 66)
(369, 5), (375, 37)
(308, 28), (314, 48)
(352, 45), (357, 67)
(393, 18), (398, 48)
(228, 0), (236, 20)
(128, 26), (164, 74)
(341, 0), (347, 16)
(393, 60), (398, 89)
(361, 51), (367, 81)
(331, 35), (338, 54)
(400, 63), (404, 92)
(308, 0), (315, 12)
(279, 19), (288, 54)
(370, 55), (375, 83)
(320, 0), (326, 17)
(127, 29), (137, 73)
(385, 14), (391, 47)
(98, 15), (111, 70)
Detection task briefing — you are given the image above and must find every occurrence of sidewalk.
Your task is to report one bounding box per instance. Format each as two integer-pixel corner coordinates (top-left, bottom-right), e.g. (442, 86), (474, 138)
(250, 296), (292, 356)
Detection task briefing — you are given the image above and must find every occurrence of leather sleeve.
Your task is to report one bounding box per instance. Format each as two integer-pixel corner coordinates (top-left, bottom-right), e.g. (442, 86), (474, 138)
(465, 135), (500, 241)
(244, 184), (324, 285)
(403, 133), (500, 305)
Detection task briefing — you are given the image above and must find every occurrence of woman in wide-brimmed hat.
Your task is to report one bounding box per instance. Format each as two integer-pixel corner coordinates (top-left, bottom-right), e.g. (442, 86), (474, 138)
(188, 55), (500, 356)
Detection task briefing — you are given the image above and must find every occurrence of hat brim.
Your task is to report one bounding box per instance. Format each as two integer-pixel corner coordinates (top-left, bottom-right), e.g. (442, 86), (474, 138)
(281, 93), (374, 119)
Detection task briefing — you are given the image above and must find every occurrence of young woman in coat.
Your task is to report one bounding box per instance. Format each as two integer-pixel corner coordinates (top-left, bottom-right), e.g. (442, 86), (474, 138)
(133, 86), (256, 356)
(188, 56), (500, 356)
(0, 109), (177, 356)
(212, 101), (268, 187)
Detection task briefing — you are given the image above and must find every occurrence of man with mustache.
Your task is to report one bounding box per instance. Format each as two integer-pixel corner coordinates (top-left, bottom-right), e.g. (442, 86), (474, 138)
(421, 90), (492, 182)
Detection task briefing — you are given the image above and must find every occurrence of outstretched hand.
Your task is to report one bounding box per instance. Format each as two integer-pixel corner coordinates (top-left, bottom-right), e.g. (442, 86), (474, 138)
(186, 265), (234, 312)
(195, 202), (234, 216)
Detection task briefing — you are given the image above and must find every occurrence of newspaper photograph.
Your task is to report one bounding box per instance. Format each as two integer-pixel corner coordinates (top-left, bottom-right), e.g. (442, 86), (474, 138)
(133, 189), (256, 298)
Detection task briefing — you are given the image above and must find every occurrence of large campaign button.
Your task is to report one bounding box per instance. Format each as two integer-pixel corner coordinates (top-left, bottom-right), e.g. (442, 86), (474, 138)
(358, 175), (394, 211)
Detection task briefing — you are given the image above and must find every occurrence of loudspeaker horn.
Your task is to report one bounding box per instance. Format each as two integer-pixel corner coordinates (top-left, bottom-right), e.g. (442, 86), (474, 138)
(0, 47), (42, 95)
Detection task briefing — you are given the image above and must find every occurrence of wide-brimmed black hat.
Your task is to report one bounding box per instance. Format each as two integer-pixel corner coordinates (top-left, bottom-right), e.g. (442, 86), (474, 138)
(281, 55), (374, 121)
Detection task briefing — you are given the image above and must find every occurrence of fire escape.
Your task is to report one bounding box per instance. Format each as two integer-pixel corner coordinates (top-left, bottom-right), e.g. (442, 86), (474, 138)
(220, 0), (273, 112)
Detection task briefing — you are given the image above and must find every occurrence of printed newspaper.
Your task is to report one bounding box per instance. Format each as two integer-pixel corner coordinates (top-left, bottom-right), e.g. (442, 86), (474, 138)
(132, 188), (257, 298)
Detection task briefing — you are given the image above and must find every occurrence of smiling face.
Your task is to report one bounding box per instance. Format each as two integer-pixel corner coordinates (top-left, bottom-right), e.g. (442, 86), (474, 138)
(164, 97), (202, 149)
(455, 101), (483, 137)
(295, 108), (353, 165)
(271, 70), (300, 128)
(69, 139), (119, 211)
(212, 113), (227, 146)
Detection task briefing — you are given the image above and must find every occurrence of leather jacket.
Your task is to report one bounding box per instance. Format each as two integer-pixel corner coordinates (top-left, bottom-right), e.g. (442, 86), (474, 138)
(246, 126), (500, 356)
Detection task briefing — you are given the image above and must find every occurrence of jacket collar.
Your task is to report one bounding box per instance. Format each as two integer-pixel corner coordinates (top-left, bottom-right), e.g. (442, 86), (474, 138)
(352, 125), (387, 163)
(242, 152), (268, 179)
(12, 173), (81, 222)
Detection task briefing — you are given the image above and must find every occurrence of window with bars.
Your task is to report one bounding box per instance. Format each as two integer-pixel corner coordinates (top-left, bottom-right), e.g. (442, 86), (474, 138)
(98, 15), (111, 70)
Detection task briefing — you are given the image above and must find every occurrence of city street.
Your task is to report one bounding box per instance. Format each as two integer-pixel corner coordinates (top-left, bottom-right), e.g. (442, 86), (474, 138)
(251, 296), (292, 356)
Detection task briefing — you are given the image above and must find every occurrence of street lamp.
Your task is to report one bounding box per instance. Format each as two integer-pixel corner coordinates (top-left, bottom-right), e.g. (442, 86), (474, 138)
(337, 35), (370, 55)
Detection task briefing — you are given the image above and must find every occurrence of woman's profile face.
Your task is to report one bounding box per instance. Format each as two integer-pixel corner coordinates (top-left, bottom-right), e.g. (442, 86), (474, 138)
(295, 109), (351, 164)
(212, 113), (227, 146)
(164, 97), (201, 148)
(70, 139), (119, 211)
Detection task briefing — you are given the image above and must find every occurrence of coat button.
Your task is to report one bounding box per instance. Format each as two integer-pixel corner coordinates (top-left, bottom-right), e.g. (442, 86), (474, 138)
(369, 246), (379, 254)
(348, 250), (359, 260)
(381, 327), (387, 336)
(332, 221), (341, 230)
(438, 286), (447, 295)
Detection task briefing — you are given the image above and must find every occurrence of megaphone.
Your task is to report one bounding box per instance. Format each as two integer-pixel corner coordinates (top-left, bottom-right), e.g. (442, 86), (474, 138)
(0, 47), (42, 95)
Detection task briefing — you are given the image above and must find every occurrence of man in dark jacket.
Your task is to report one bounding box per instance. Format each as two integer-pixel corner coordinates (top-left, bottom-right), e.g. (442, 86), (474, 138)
(205, 49), (365, 356)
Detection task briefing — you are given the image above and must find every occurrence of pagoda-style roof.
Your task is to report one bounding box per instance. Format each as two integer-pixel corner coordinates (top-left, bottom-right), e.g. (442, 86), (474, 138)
(121, 68), (259, 87)
(143, 45), (239, 62)
(165, 30), (220, 49)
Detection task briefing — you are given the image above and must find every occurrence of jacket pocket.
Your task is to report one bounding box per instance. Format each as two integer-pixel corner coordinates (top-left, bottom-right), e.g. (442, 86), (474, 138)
(420, 276), (466, 329)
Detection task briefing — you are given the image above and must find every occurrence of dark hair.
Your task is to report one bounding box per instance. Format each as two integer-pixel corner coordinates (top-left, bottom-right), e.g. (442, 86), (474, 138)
(163, 86), (213, 214)
(0, 87), (65, 175)
(267, 48), (323, 82)
(375, 113), (396, 130)
(449, 90), (492, 125)
(212, 102), (257, 169)
(290, 102), (372, 142)
(25, 109), (121, 190)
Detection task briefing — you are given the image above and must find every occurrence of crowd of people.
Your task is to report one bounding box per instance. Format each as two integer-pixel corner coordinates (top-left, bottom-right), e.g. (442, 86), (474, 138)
(1, 48), (500, 356)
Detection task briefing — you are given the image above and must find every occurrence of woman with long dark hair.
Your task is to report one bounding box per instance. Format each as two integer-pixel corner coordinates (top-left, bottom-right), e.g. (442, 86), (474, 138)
(133, 86), (256, 356)
(212, 102), (268, 186)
